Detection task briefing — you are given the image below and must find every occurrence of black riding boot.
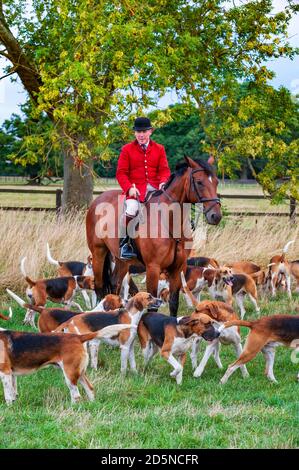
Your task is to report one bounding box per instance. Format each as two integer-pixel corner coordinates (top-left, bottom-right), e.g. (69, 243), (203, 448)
(119, 215), (137, 260)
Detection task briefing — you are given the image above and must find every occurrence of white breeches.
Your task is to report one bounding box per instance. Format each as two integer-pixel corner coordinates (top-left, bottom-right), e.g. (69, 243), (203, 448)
(125, 199), (139, 216)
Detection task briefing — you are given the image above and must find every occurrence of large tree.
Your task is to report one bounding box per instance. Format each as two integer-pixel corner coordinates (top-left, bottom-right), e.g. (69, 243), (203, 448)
(0, 0), (298, 209)
(203, 83), (299, 202)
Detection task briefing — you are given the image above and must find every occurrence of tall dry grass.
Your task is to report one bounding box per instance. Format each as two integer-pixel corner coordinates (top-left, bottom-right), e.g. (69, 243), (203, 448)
(0, 210), (298, 291)
(192, 216), (299, 266)
(0, 210), (88, 290)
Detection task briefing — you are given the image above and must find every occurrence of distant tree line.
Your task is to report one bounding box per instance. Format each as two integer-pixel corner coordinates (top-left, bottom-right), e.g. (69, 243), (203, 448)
(0, 103), (271, 180)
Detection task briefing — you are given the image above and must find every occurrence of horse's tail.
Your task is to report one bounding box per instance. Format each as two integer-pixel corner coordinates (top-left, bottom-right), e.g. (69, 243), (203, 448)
(102, 251), (113, 295)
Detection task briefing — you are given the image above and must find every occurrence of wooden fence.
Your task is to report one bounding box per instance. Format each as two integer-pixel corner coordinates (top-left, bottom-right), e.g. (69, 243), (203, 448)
(0, 188), (296, 220)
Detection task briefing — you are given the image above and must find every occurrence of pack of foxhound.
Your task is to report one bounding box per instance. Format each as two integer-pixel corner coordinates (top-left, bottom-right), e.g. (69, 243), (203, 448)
(0, 239), (298, 405)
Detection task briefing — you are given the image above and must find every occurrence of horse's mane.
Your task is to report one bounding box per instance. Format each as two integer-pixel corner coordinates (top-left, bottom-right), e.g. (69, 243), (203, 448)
(175, 159), (215, 178)
(153, 158), (215, 196)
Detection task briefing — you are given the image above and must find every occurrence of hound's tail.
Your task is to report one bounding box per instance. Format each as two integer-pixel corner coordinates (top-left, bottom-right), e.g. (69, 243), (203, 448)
(223, 319), (253, 329)
(20, 257), (27, 277)
(74, 324), (132, 343)
(283, 240), (295, 254)
(24, 304), (44, 313)
(46, 243), (59, 266)
(0, 308), (13, 321)
(180, 271), (199, 308)
(20, 257), (36, 286)
(6, 288), (27, 308)
(278, 240), (295, 262)
(6, 289), (39, 311)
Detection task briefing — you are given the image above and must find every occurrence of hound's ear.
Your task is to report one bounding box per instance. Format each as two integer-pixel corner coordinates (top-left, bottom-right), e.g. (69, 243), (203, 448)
(133, 298), (144, 312)
(179, 316), (200, 327)
(186, 318), (201, 327)
(206, 303), (219, 319)
(251, 270), (263, 279)
(178, 316), (192, 325)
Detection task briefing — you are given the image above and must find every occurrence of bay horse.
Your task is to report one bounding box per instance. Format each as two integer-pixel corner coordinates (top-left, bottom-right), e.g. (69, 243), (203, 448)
(86, 156), (222, 316)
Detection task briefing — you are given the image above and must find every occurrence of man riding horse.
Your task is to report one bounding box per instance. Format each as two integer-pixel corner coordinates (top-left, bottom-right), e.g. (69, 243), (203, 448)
(86, 117), (222, 316)
(116, 117), (171, 259)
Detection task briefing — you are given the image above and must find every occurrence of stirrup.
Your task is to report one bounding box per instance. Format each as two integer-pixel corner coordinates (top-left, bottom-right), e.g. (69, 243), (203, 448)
(119, 241), (137, 260)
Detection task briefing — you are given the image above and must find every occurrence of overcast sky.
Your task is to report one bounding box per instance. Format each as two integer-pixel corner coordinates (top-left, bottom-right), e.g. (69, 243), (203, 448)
(0, 0), (298, 126)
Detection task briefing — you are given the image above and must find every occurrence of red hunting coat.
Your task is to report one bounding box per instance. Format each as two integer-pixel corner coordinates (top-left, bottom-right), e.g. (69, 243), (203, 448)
(116, 140), (171, 202)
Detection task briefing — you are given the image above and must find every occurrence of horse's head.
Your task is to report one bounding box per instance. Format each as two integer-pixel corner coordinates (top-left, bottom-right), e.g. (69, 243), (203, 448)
(183, 156), (222, 225)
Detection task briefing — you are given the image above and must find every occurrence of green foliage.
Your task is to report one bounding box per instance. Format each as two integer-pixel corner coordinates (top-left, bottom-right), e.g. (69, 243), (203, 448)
(0, 107), (63, 178)
(203, 83), (299, 202)
(1, 0), (298, 174)
(151, 107), (208, 170)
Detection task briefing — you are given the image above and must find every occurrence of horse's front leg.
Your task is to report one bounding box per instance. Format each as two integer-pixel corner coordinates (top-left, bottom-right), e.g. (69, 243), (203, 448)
(168, 272), (181, 317)
(146, 264), (161, 311)
(168, 248), (187, 317)
(91, 245), (108, 300)
(167, 244), (187, 317)
(112, 260), (129, 296)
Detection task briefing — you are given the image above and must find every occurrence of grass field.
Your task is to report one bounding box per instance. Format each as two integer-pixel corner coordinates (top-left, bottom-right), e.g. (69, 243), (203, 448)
(0, 290), (298, 449)
(0, 210), (298, 449)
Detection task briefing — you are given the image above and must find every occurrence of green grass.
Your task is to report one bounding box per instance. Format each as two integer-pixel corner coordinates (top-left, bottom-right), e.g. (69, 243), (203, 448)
(0, 289), (298, 449)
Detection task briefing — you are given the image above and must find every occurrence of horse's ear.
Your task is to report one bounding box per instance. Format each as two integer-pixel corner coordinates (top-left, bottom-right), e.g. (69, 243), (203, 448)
(184, 155), (197, 169)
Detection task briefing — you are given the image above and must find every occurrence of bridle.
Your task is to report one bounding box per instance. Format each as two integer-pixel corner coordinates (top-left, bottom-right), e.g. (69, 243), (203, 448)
(152, 166), (221, 217)
(189, 168), (221, 216)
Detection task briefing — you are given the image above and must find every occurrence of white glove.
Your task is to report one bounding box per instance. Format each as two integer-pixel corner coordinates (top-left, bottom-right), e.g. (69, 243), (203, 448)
(128, 185), (140, 198)
(159, 182), (166, 190)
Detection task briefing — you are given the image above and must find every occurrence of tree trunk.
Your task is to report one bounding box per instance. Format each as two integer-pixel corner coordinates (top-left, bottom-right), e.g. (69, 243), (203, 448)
(290, 196), (296, 224)
(0, 14), (94, 212)
(62, 152), (94, 211)
(240, 162), (248, 180)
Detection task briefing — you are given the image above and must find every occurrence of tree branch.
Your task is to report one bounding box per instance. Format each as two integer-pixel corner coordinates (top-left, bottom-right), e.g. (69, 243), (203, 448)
(247, 158), (258, 180)
(0, 17), (42, 103)
(0, 49), (9, 59)
(0, 68), (17, 80)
